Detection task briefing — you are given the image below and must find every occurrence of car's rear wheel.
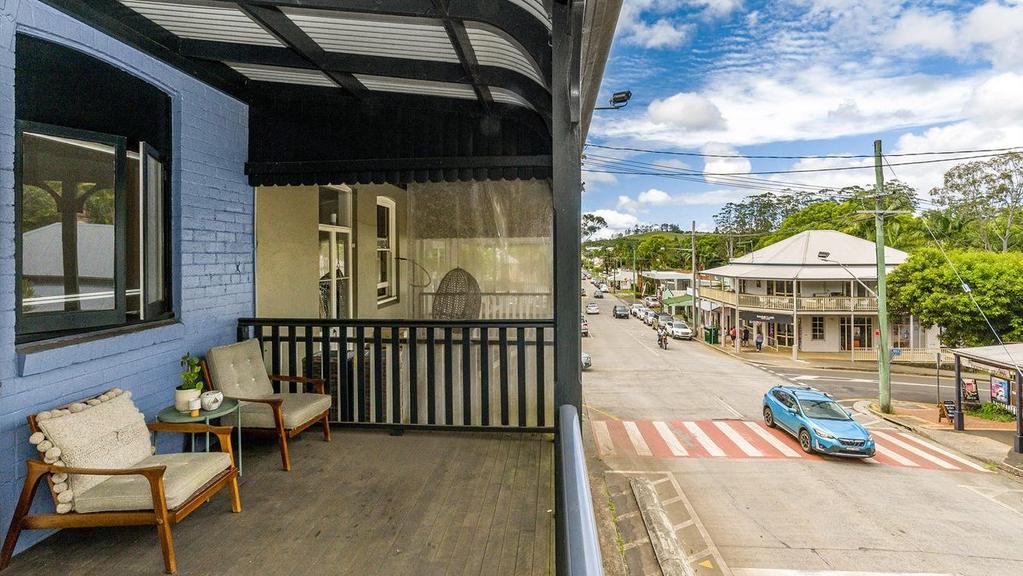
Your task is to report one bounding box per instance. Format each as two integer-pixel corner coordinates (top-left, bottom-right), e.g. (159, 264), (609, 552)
(763, 407), (775, 428)
(798, 429), (814, 454)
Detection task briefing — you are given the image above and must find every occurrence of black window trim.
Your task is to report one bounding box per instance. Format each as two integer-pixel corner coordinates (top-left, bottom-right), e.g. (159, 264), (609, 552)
(15, 120), (128, 337)
(15, 121), (175, 344)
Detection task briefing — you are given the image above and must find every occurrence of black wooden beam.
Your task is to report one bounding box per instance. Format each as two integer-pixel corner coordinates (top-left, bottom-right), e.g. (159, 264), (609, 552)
(432, 0), (492, 112)
(179, 39), (552, 118)
(36, 0), (249, 99)
(246, 155), (552, 175)
(232, 0), (551, 79)
(238, 3), (367, 97)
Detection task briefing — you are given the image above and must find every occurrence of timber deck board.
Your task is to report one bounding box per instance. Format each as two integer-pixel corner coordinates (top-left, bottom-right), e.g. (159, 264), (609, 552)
(5, 429), (553, 576)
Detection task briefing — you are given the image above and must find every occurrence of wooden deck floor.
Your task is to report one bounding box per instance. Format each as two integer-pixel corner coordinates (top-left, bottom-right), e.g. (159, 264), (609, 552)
(6, 429), (553, 576)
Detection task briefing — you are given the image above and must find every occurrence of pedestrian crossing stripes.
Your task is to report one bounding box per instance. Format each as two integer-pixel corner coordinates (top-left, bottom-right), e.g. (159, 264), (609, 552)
(590, 419), (989, 473)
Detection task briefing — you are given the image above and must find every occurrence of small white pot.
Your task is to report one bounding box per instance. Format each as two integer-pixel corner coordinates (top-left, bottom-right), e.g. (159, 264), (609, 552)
(200, 390), (224, 411)
(174, 388), (202, 413)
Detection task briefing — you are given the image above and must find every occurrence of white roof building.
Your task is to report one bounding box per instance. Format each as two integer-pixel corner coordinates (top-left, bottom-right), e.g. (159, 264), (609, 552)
(702, 230), (907, 280)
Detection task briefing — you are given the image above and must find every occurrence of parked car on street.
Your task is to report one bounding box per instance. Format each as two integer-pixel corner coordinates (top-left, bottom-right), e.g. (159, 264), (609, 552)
(580, 316), (589, 337)
(643, 309), (657, 325)
(630, 303), (644, 317)
(670, 321), (694, 340)
(655, 314), (673, 330)
(599, 283), (609, 292)
(585, 302), (600, 314)
(643, 296), (659, 308)
(612, 305), (629, 319)
(763, 386), (875, 457)
(581, 352), (592, 370)
(593, 290), (604, 299)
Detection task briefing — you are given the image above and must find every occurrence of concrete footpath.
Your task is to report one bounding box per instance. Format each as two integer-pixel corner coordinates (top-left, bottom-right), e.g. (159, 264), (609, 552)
(698, 338), (1023, 479)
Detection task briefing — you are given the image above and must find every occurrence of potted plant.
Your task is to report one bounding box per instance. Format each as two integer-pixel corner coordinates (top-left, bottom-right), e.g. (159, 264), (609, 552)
(175, 353), (204, 412)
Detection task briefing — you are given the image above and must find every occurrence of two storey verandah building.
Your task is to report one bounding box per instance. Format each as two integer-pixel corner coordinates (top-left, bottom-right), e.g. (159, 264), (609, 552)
(698, 230), (940, 362)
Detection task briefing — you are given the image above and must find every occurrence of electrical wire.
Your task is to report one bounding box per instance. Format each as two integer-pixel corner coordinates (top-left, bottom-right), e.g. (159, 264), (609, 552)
(585, 142), (1023, 160)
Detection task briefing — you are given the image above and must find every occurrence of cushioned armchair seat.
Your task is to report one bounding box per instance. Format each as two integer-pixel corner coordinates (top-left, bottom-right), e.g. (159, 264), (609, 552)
(221, 394), (331, 430)
(205, 339), (332, 471)
(74, 452), (233, 513)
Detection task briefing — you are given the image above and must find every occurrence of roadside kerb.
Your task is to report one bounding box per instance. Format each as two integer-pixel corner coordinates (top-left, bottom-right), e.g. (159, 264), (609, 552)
(866, 405), (1023, 479)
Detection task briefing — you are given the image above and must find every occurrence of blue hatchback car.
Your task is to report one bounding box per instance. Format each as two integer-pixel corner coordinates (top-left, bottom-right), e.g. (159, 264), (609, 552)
(762, 386), (875, 457)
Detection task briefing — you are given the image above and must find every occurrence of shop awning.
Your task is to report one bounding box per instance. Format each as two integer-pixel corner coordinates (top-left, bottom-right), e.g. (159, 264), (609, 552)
(663, 295), (693, 306)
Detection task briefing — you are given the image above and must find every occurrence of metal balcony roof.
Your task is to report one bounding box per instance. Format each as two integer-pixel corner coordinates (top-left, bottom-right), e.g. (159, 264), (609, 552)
(96, 0), (552, 115)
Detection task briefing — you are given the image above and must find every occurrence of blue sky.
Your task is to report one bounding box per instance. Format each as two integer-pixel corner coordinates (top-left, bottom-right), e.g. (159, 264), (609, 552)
(583, 0), (1023, 236)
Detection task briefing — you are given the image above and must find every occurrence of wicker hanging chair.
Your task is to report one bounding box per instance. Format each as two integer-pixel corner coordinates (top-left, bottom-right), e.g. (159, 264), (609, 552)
(431, 267), (481, 320)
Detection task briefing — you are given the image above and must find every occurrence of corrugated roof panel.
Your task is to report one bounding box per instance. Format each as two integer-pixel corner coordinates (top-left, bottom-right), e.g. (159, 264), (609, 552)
(355, 75), (477, 100)
(465, 24), (544, 86)
(281, 7), (459, 63)
(490, 87), (534, 109)
(507, 0), (552, 28)
(120, 0), (283, 46)
(227, 62), (337, 87)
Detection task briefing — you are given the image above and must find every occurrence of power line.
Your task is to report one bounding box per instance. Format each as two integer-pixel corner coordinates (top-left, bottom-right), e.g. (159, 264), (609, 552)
(585, 142), (1023, 160)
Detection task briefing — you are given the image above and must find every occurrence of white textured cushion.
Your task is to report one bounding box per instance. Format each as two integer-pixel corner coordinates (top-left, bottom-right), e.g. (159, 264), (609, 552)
(74, 452), (232, 513)
(221, 393), (330, 430)
(37, 394), (152, 501)
(207, 339), (274, 399)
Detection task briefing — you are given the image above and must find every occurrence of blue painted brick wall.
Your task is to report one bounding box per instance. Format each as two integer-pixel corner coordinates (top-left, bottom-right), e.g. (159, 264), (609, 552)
(0, 0), (254, 553)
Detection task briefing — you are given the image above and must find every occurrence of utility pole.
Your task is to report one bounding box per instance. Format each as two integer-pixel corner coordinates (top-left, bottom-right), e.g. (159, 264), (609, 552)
(872, 139), (892, 413)
(691, 220), (699, 334)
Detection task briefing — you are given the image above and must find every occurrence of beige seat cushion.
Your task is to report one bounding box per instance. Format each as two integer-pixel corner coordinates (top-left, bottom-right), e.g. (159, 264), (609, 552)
(206, 339), (274, 399)
(74, 452), (232, 513)
(221, 393), (330, 430)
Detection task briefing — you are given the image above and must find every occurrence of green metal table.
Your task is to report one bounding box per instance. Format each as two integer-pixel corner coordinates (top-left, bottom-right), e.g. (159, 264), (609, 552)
(156, 398), (242, 475)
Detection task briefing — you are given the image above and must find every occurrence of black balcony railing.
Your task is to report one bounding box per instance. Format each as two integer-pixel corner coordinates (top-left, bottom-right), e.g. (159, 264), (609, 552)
(237, 318), (555, 432)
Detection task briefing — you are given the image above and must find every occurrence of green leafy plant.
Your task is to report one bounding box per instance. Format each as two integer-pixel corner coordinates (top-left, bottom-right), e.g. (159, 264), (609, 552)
(178, 353), (204, 391)
(965, 402), (1015, 423)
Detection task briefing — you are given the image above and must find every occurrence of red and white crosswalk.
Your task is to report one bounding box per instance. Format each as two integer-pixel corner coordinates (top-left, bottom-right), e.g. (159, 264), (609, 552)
(590, 419), (989, 473)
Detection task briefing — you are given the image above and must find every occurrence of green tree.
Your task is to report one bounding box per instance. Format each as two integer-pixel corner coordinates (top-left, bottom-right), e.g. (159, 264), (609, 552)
(581, 213), (607, 241)
(888, 248), (1023, 346)
(931, 152), (1023, 252)
(21, 185), (59, 231)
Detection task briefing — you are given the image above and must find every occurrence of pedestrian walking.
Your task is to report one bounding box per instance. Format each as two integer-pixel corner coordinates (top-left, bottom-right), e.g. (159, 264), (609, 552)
(728, 326), (736, 344)
(742, 327), (750, 347)
(755, 331), (764, 352)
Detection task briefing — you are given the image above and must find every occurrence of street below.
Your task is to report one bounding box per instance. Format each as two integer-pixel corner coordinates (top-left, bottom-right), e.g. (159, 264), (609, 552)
(582, 289), (1023, 576)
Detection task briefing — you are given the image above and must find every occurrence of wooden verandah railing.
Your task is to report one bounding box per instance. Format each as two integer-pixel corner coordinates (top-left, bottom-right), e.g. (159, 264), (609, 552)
(238, 318), (556, 432)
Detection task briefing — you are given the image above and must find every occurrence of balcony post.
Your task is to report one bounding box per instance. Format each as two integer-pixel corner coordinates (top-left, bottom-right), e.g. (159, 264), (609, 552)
(791, 281), (799, 360)
(733, 276), (741, 353)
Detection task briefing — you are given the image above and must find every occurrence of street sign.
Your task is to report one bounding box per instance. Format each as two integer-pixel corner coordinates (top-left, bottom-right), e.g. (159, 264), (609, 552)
(890, 348), (901, 359)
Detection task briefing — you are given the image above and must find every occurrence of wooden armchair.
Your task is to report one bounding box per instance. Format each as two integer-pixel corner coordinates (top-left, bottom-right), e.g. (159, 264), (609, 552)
(0, 390), (241, 574)
(204, 339), (331, 471)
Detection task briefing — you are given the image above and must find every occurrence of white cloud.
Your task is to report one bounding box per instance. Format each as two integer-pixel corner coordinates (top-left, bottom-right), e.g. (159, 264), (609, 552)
(616, 1), (695, 50)
(701, 143), (752, 183)
(619, 186), (749, 209)
(886, 9), (958, 52)
(587, 209), (641, 238)
(647, 93), (726, 131)
(638, 188), (673, 204)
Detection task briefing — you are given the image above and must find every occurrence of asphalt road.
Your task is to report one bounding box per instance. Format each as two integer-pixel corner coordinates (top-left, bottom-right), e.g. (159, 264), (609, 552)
(752, 364), (971, 404)
(582, 288), (1023, 576)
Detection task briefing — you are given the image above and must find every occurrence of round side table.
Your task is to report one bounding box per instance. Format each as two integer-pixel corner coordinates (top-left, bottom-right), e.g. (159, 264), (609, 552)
(156, 398), (243, 475)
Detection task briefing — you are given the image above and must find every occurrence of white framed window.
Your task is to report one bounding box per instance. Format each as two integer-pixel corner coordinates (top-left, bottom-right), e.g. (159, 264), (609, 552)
(376, 197), (397, 303)
(811, 316), (825, 340)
